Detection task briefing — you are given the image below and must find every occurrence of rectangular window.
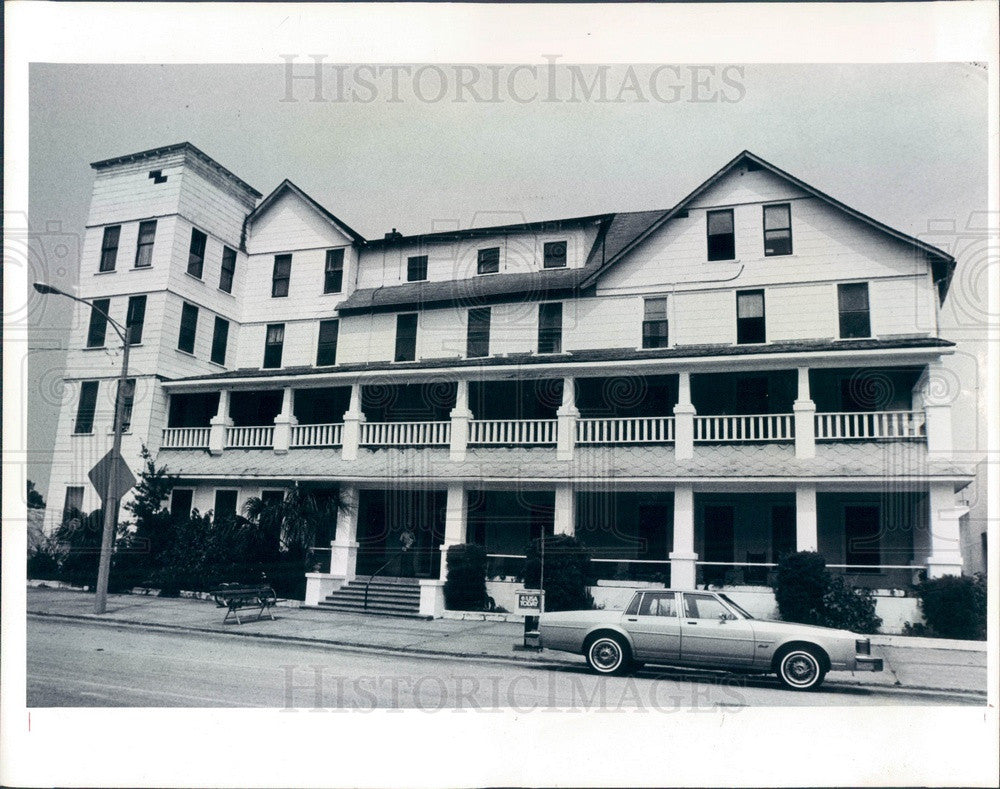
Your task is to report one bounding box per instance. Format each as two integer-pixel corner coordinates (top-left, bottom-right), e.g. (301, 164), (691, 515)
(63, 486), (84, 520)
(316, 319), (339, 366)
(219, 246), (237, 293)
(763, 203), (792, 256)
(845, 505), (881, 572)
(170, 489), (193, 520)
(74, 381), (99, 434)
(187, 228), (207, 278)
(211, 316), (229, 365)
(263, 323), (285, 368)
(538, 302), (563, 354)
(99, 226), (120, 272)
(642, 297), (669, 349)
(178, 302), (198, 354)
(261, 489), (285, 510)
(707, 209), (735, 261)
(394, 313), (418, 362)
(86, 298), (111, 348)
(838, 282), (871, 339)
(407, 255), (428, 282)
(272, 254), (292, 297)
(126, 295), (146, 345)
(477, 247), (500, 275)
(117, 377), (136, 432)
(134, 220), (157, 268)
(736, 289), (765, 344)
(466, 307), (491, 358)
(324, 249), (344, 294)
(213, 490), (238, 524)
(543, 240), (567, 268)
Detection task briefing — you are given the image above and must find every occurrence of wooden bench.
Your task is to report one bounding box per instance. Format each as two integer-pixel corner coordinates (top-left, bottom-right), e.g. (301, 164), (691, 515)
(211, 583), (278, 625)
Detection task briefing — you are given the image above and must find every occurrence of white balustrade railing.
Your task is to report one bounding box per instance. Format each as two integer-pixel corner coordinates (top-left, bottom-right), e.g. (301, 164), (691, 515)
(160, 427), (210, 449)
(693, 414), (794, 442)
(360, 421), (451, 446)
(815, 411), (926, 441)
(290, 423), (344, 448)
(576, 416), (675, 444)
(469, 419), (558, 445)
(225, 425), (274, 448)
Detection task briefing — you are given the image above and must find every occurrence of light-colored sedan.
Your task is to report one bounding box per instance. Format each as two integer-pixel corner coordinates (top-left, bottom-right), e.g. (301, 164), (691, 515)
(539, 589), (883, 690)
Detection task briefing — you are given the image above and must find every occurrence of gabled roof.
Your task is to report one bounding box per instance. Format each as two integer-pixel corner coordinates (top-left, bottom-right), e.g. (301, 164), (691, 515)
(579, 150), (957, 300)
(246, 179), (366, 244)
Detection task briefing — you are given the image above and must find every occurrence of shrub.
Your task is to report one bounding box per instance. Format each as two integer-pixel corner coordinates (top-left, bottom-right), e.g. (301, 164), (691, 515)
(523, 535), (594, 612)
(773, 551), (882, 633)
(27, 541), (61, 579)
(55, 508), (104, 589)
(821, 574), (882, 634)
(443, 544), (488, 611)
(911, 574), (986, 640)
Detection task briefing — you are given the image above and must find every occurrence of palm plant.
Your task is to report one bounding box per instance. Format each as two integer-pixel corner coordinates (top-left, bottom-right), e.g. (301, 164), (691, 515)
(241, 485), (350, 567)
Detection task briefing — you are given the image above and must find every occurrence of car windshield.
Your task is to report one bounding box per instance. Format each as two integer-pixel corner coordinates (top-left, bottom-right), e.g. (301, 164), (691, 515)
(718, 594), (754, 619)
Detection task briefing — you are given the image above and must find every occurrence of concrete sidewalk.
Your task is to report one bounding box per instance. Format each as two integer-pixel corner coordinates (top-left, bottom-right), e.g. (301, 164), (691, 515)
(26, 587), (988, 696)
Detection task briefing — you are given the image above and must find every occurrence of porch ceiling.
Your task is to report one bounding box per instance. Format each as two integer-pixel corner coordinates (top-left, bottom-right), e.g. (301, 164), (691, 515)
(159, 442), (975, 487)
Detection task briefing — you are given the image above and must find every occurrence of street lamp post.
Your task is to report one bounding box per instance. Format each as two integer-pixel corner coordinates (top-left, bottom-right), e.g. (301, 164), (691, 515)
(34, 282), (132, 614)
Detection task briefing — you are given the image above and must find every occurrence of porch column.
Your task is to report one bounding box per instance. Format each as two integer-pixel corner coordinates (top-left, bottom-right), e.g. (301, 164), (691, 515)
(449, 379), (472, 461)
(673, 372), (695, 460)
(922, 362), (954, 459)
(208, 389), (232, 456)
(330, 485), (359, 580)
(554, 483), (575, 536)
(926, 482), (965, 578)
(440, 483), (468, 581)
(795, 484), (818, 552)
(272, 387), (297, 455)
(670, 484), (697, 588)
(793, 367), (816, 459)
(556, 377), (578, 461)
(341, 382), (365, 461)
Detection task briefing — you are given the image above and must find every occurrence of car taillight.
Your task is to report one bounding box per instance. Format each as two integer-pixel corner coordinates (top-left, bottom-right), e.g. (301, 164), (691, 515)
(856, 638), (871, 655)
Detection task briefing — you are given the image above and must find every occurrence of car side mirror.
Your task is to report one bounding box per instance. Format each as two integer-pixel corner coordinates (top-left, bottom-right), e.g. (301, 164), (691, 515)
(718, 613), (732, 622)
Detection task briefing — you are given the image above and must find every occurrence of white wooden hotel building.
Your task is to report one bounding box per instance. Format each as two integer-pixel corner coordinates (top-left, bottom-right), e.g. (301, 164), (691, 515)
(44, 143), (974, 624)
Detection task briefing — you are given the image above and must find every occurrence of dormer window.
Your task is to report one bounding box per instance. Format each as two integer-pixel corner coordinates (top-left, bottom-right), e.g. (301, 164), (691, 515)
(477, 247), (500, 275)
(707, 209), (735, 261)
(543, 241), (567, 268)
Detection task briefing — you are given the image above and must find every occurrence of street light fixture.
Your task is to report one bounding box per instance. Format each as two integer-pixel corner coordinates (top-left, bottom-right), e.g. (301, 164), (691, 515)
(34, 282), (133, 614)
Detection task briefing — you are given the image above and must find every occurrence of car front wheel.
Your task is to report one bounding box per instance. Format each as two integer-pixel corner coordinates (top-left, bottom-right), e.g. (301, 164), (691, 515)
(585, 634), (631, 676)
(776, 647), (827, 691)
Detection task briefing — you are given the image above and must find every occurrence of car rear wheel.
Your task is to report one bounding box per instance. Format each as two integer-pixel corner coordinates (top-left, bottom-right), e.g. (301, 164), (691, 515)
(585, 634), (632, 676)
(776, 646), (827, 691)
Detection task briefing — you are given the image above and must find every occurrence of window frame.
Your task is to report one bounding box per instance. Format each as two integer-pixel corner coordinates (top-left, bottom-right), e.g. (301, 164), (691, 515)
(542, 240), (568, 269)
(323, 248), (345, 294)
(210, 316), (229, 366)
(641, 297), (669, 349)
(407, 254), (428, 282)
(177, 302), (199, 354)
(476, 247), (500, 276)
(117, 377), (136, 433)
(126, 294), (147, 345)
(837, 282), (872, 339)
(74, 380), (100, 434)
(86, 298), (111, 348)
(736, 289), (766, 345)
(706, 208), (736, 262)
(99, 225), (121, 272)
(213, 489), (239, 524)
(170, 488), (194, 520)
(219, 246), (237, 293)
(187, 227), (207, 279)
(763, 203), (793, 256)
(466, 306), (491, 358)
(263, 323), (286, 369)
(63, 486), (85, 520)
(272, 254), (292, 298)
(537, 302), (563, 354)
(394, 313), (418, 362)
(316, 319), (340, 366)
(134, 220), (157, 268)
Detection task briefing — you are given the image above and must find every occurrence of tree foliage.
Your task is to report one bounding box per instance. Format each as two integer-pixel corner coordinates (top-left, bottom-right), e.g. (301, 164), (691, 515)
(26, 480), (45, 509)
(523, 534), (594, 612)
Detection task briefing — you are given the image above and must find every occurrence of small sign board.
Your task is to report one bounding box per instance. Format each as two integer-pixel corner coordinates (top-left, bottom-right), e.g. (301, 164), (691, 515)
(88, 450), (137, 502)
(515, 589), (545, 615)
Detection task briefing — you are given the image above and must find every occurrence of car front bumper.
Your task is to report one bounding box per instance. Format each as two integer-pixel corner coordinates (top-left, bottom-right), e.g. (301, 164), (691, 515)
(853, 656), (884, 672)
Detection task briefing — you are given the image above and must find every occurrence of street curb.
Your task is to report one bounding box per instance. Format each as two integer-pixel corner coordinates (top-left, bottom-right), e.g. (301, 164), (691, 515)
(870, 634), (987, 652)
(28, 610), (987, 698)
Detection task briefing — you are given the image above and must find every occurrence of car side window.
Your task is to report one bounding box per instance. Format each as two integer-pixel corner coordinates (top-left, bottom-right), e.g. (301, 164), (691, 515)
(625, 593), (642, 616)
(683, 594), (732, 620)
(639, 593), (677, 617)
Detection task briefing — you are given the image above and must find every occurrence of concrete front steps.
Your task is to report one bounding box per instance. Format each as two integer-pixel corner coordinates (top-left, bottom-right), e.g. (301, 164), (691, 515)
(315, 576), (430, 619)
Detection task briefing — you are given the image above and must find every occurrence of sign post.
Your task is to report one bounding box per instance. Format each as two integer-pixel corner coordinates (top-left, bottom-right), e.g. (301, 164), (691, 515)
(513, 589), (545, 651)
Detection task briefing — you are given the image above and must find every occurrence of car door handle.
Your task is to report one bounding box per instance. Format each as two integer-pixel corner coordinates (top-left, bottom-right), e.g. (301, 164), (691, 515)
(687, 621), (698, 625)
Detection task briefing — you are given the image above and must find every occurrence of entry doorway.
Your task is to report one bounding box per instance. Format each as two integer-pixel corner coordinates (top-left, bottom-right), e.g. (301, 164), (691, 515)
(356, 489), (446, 578)
(702, 505), (735, 586)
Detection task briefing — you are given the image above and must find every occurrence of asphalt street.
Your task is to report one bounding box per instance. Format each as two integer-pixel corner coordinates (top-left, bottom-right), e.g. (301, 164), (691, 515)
(27, 617), (982, 709)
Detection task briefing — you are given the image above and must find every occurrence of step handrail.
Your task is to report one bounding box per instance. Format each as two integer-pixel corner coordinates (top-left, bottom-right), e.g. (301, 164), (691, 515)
(363, 554), (400, 612)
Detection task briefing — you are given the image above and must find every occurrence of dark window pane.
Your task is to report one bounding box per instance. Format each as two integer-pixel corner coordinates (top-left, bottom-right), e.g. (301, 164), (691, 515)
(324, 249), (344, 294)
(213, 490), (238, 523)
(764, 204), (793, 256)
(100, 226), (120, 272)
(736, 290), (765, 344)
(394, 313), (418, 362)
(316, 319), (339, 366)
(74, 381), (99, 433)
(838, 283), (871, 338)
(466, 307), (491, 358)
(63, 486), (84, 519)
(117, 377), (136, 432)
(642, 320), (669, 349)
(86, 298), (111, 348)
(211, 317), (229, 365)
(407, 255), (428, 282)
(272, 254), (292, 297)
(477, 247), (500, 275)
(219, 246), (236, 293)
(538, 302), (562, 354)
(187, 228), (207, 278)
(135, 220), (157, 268)
(707, 209), (735, 261)
(170, 489), (193, 520)
(845, 505), (881, 571)
(178, 302), (198, 354)
(126, 295), (146, 345)
(264, 323), (285, 368)
(543, 240), (567, 268)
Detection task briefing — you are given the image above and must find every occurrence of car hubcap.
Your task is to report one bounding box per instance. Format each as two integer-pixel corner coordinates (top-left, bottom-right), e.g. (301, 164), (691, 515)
(592, 641), (620, 670)
(785, 654), (817, 685)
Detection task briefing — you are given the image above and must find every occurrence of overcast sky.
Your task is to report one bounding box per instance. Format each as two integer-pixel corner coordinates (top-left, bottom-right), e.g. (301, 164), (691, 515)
(26, 62), (988, 492)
